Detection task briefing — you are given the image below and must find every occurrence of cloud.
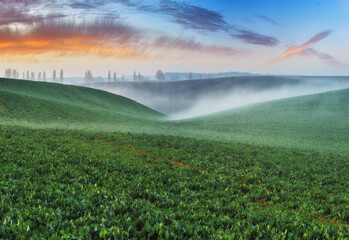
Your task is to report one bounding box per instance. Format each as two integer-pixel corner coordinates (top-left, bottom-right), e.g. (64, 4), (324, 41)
(140, 0), (279, 47)
(0, 19), (145, 60)
(0, 0), (280, 47)
(0, 6), (65, 26)
(255, 14), (286, 28)
(265, 30), (332, 65)
(300, 48), (346, 66)
(158, 0), (230, 32)
(0, 18), (243, 62)
(153, 35), (246, 57)
(233, 29), (279, 46)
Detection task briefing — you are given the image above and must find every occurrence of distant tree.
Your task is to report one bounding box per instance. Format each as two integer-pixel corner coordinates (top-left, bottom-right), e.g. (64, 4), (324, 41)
(108, 71), (111, 82)
(133, 71), (137, 81)
(26, 71), (29, 80)
(113, 72), (116, 82)
(188, 72), (193, 80)
(5, 68), (11, 78)
(84, 70), (93, 83)
(22, 72), (25, 79)
(121, 74), (125, 82)
(30, 72), (35, 81)
(155, 70), (165, 81)
(38, 72), (42, 81)
(53, 70), (56, 82)
(60, 69), (63, 82)
(43, 71), (46, 81)
(11, 69), (17, 78)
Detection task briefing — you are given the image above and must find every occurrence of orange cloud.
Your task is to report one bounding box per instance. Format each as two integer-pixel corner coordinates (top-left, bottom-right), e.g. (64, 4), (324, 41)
(265, 30), (332, 65)
(0, 19), (245, 63)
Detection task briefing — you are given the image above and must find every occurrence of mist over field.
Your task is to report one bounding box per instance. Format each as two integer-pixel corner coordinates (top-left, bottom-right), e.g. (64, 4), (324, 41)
(83, 76), (349, 119)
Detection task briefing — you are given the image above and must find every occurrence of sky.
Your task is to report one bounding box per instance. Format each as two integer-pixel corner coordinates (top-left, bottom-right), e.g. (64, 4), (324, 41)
(0, 0), (348, 77)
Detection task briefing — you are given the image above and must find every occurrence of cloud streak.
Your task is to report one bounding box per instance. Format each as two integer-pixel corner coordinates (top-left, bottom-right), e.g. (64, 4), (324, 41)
(300, 48), (346, 66)
(233, 29), (279, 46)
(0, 0), (280, 47)
(153, 35), (246, 57)
(157, 0), (279, 46)
(0, 18), (243, 62)
(265, 30), (332, 65)
(255, 14), (286, 28)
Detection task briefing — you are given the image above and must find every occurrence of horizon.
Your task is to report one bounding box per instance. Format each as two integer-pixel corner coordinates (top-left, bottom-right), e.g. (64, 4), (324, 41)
(0, 0), (348, 77)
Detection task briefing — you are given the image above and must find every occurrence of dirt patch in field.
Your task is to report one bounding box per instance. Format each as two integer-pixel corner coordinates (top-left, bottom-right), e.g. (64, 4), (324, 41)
(125, 146), (145, 154)
(170, 159), (190, 168)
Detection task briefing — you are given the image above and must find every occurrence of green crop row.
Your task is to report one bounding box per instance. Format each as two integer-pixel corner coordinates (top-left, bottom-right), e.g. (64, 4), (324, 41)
(1, 125), (348, 239)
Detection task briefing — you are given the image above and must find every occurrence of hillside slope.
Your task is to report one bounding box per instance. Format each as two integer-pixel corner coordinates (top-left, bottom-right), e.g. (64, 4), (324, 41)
(1, 78), (348, 154)
(83, 76), (349, 115)
(0, 78), (164, 131)
(175, 88), (349, 153)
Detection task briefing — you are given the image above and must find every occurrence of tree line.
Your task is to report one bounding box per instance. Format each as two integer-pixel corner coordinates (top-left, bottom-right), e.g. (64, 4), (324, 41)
(4, 68), (64, 82)
(4, 68), (211, 83)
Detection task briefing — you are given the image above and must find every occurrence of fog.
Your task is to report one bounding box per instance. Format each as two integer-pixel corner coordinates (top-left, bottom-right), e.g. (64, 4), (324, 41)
(172, 81), (348, 119)
(83, 76), (349, 120)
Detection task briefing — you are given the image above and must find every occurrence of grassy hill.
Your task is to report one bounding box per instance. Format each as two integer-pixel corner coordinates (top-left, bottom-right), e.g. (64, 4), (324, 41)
(84, 75), (349, 114)
(0, 78), (164, 131)
(0, 78), (348, 238)
(175, 88), (349, 154)
(1, 77), (349, 154)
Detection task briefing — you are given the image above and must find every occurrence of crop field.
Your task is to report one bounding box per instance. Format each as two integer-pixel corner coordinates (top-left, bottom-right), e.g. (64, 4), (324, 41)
(1, 126), (348, 239)
(1, 78), (349, 239)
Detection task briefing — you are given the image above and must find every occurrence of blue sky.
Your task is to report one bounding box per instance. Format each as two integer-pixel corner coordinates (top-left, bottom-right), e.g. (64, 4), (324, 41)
(0, 0), (348, 76)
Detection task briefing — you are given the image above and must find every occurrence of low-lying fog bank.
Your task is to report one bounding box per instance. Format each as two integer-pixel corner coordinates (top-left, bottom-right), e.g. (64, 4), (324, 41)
(82, 76), (349, 119)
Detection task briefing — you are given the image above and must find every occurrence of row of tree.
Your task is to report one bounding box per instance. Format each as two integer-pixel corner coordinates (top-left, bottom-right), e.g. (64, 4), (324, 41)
(4, 68), (64, 82)
(5, 68), (208, 83)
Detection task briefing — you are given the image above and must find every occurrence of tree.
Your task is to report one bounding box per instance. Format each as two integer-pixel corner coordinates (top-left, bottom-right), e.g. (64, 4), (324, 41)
(133, 71), (137, 81)
(26, 71), (29, 80)
(121, 74), (125, 82)
(11, 69), (17, 79)
(22, 72), (25, 79)
(43, 71), (46, 81)
(113, 72), (116, 82)
(5, 68), (12, 78)
(188, 72), (193, 80)
(30, 72), (35, 81)
(107, 71), (111, 82)
(38, 72), (42, 81)
(155, 70), (165, 81)
(53, 70), (56, 82)
(84, 70), (93, 83)
(60, 69), (63, 82)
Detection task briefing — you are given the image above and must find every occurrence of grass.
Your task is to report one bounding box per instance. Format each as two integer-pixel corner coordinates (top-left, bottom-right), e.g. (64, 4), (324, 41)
(1, 78), (349, 154)
(174, 88), (349, 154)
(0, 78), (348, 238)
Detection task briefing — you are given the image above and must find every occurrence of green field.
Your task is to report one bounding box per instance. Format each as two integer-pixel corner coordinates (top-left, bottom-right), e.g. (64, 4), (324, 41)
(0, 78), (348, 239)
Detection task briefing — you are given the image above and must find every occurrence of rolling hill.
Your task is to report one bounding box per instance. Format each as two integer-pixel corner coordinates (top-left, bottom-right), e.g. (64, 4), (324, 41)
(83, 75), (349, 115)
(1, 77), (348, 238)
(1, 77), (349, 154)
(175, 88), (349, 154)
(0, 78), (164, 131)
